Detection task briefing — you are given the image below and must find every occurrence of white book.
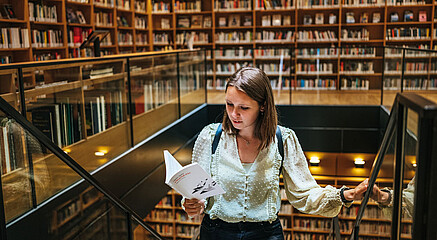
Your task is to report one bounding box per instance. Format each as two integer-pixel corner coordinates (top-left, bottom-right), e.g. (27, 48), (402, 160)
(164, 150), (225, 199)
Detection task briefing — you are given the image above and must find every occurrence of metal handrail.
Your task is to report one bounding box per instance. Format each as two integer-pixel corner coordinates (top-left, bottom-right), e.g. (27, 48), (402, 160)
(0, 83), (164, 240)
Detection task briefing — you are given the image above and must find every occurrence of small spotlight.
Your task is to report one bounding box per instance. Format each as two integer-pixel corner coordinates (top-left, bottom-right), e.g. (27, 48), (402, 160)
(95, 151), (105, 156)
(354, 158), (365, 168)
(309, 157), (320, 166)
(412, 162), (417, 168)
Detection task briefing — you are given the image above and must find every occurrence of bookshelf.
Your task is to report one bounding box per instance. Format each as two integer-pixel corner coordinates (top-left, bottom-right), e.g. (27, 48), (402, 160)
(143, 151), (414, 240)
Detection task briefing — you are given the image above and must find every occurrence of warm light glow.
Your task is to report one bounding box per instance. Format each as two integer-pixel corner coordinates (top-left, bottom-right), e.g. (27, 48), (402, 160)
(354, 157), (365, 167)
(64, 149), (71, 154)
(310, 157), (320, 164)
(412, 161), (417, 168)
(309, 156), (320, 166)
(95, 151), (105, 156)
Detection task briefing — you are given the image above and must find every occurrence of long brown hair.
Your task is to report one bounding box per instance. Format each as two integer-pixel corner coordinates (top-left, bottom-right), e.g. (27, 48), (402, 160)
(222, 67), (278, 150)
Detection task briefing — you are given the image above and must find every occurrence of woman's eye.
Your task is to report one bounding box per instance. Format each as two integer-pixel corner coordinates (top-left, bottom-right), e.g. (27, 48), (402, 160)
(240, 106), (249, 110)
(226, 102), (233, 107)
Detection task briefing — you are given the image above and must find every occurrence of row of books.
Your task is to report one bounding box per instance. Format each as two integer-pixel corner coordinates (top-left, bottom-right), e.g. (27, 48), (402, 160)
(214, 0), (252, 10)
(176, 32), (209, 45)
(296, 0), (339, 8)
(386, 27), (430, 40)
(179, 15), (211, 28)
(31, 29), (63, 48)
(385, 61), (429, 73)
(134, 0), (146, 12)
(68, 27), (91, 48)
(215, 47), (253, 59)
(136, 33), (148, 45)
(27, 98), (83, 148)
(255, 48), (290, 59)
(94, 0), (114, 8)
(294, 218), (332, 231)
(0, 118), (26, 174)
(174, 0), (202, 12)
(383, 78), (437, 90)
(118, 32), (133, 46)
(339, 221), (391, 235)
(297, 30), (337, 42)
(135, 16), (147, 29)
(0, 28), (30, 49)
(261, 14), (292, 26)
(176, 225), (197, 237)
(295, 79), (336, 90)
(150, 223), (173, 235)
(147, 210), (173, 220)
(343, 0), (385, 5)
(296, 63), (334, 74)
(133, 80), (174, 114)
(153, 33), (172, 44)
(258, 63), (290, 74)
(341, 29), (370, 42)
(215, 31), (252, 43)
(152, 1), (170, 12)
(34, 52), (62, 61)
(255, 0), (294, 9)
(340, 61), (373, 73)
(341, 78), (370, 90)
(116, 0), (130, 9)
(28, 2), (58, 23)
(216, 62), (251, 74)
(95, 11), (113, 27)
(255, 30), (295, 42)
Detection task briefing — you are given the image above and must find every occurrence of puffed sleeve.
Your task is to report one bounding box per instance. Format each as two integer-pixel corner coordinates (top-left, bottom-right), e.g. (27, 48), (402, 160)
(281, 128), (345, 217)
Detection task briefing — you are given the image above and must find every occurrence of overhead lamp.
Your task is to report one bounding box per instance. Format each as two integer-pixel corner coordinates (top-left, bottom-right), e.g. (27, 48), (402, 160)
(412, 161), (417, 168)
(309, 156), (320, 166)
(354, 157), (365, 168)
(95, 151), (106, 156)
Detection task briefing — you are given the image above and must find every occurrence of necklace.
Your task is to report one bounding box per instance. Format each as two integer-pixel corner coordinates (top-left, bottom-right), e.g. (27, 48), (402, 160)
(238, 134), (251, 146)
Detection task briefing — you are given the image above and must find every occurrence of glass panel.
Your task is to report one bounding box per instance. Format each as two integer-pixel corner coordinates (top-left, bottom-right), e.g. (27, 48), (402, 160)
(129, 53), (179, 145)
(0, 114), (33, 221)
(0, 69), (20, 111)
(132, 217), (162, 240)
(82, 59), (130, 170)
(383, 47), (404, 107)
(179, 51), (206, 116)
(401, 108), (418, 239)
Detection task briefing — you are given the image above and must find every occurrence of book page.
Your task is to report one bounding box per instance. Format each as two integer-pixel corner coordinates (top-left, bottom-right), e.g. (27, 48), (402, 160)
(163, 150), (225, 199)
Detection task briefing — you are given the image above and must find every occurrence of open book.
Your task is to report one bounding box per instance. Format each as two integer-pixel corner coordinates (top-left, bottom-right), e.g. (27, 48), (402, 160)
(164, 150), (225, 199)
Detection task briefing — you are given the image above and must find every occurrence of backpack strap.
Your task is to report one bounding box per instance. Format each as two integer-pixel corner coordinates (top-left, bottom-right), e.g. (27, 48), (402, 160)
(276, 126), (284, 174)
(212, 123), (284, 175)
(212, 123), (222, 155)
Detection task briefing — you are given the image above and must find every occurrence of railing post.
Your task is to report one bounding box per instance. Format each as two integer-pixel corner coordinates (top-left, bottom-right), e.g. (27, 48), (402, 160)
(400, 48), (406, 93)
(126, 58), (134, 147)
(381, 46), (385, 106)
(392, 101), (406, 240)
(126, 212), (132, 240)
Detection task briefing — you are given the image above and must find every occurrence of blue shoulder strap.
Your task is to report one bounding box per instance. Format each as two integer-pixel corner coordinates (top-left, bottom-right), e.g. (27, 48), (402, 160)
(212, 123), (284, 174)
(212, 123), (222, 155)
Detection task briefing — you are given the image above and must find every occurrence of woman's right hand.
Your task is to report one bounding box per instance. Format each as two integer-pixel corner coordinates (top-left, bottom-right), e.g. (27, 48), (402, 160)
(183, 198), (205, 217)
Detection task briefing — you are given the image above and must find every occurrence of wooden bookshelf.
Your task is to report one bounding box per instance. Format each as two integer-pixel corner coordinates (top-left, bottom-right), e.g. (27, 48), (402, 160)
(143, 151), (414, 240)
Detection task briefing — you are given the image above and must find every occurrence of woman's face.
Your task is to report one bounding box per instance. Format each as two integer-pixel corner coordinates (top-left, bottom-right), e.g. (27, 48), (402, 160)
(225, 86), (261, 132)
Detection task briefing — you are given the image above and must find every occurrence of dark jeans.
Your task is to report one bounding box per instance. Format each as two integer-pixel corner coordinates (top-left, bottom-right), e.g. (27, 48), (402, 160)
(199, 214), (284, 240)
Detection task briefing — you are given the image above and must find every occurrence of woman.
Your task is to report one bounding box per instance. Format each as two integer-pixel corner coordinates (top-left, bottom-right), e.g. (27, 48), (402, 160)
(183, 67), (368, 240)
